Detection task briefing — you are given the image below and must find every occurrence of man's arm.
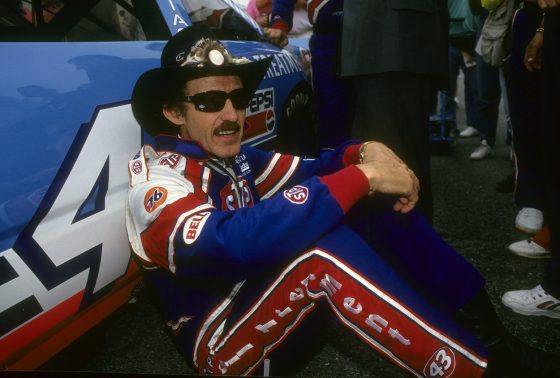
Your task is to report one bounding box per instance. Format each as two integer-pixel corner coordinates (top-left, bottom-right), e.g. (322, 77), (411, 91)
(247, 141), (419, 213)
(263, 0), (296, 47)
(524, 24), (544, 72)
(129, 143), (418, 279)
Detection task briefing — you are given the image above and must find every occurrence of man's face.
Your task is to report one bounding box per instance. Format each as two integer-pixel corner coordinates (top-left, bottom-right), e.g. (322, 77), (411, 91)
(170, 75), (246, 159)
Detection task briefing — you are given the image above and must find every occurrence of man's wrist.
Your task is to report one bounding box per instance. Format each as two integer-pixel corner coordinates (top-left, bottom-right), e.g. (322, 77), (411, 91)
(359, 141), (374, 164)
(319, 165), (371, 213)
(537, 12), (545, 32)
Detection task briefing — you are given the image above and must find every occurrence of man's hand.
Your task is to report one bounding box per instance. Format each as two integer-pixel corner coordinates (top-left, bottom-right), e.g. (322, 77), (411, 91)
(263, 27), (289, 47)
(356, 160), (420, 214)
(537, 0), (560, 8)
(524, 30), (544, 72)
(360, 141), (404, 165)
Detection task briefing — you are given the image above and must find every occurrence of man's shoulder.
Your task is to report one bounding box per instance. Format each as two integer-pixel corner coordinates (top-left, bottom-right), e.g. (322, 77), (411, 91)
(128, 144), (193, 188)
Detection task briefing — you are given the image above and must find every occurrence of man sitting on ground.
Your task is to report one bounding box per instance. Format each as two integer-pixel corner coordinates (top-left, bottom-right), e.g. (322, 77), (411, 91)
(126, 24), (558, 377)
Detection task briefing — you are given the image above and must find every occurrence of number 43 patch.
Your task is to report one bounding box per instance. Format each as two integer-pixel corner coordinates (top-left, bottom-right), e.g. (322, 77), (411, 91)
(423, 347), (456, 377)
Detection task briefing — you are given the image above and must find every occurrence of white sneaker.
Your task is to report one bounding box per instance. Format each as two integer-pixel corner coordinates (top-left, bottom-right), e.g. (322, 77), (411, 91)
(515, 207), (543, 234)
(469, 140), (492, 160)
(508, 239), (551, 259)
(459, 126), (479, 137)
(502, 285), (560, 319)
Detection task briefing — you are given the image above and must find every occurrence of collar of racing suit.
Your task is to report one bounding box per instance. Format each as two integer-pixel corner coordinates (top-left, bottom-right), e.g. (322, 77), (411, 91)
(155, 135), (211, 161)
(154, 134), (238, 170)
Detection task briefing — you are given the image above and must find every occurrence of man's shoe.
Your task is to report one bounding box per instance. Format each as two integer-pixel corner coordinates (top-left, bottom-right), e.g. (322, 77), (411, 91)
(470, 140), (492, 160)
(487, 333), (560, 378)
(515, 207), (543, 234)
(459, 126), (479, 137)
(502, 285), (560, 319)
(455, 290), (560, 377)
(508, 239), (551, 259)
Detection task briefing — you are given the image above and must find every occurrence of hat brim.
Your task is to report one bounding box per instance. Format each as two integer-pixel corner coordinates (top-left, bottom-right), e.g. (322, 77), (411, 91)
(131, 57), (272, 136)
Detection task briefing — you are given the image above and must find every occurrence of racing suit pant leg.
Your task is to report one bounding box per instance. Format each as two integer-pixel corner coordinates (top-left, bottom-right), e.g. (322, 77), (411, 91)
(346, 197), (486, 313)
(194, 226), (487, 377)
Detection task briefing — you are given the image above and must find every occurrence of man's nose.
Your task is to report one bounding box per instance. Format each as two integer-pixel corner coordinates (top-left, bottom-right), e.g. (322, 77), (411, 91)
(221, 99), (238, 121)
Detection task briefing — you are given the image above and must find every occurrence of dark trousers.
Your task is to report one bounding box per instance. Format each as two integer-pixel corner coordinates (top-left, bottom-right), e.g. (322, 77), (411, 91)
(309, 33), (354, 149)
(439, 43), (479, 129)
(474, 53), (502, 147)
(506, 7), (545, 210)
(350, 73), (435, 223)
(540, 8), (560, 298)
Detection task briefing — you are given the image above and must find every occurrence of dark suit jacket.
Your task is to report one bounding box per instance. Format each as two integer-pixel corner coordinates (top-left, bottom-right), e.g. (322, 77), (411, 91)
(340, 0), (449, 80)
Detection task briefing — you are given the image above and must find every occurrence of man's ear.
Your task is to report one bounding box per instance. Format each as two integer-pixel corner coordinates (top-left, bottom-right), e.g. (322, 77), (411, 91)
(163, 105), (184, 126)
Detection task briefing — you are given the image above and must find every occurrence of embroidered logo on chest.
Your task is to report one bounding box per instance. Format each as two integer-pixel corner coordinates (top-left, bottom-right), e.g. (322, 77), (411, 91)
(220, 178), (254, 210)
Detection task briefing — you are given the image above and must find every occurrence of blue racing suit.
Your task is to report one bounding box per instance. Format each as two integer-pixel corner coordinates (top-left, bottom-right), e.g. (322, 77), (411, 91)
(271, 0), (352, 148)
(126, 135), (487, 376)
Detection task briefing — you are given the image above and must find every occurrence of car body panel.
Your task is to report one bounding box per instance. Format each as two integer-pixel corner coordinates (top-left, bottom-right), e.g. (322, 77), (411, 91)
(0, 0), (311, 370)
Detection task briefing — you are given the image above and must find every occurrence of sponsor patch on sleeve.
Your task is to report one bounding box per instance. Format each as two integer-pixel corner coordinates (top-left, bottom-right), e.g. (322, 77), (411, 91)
(144, 187), (168, 213)
(131, 160), (143, 174)
(183, 211), (211, 245)
(283, 185), (309, 204)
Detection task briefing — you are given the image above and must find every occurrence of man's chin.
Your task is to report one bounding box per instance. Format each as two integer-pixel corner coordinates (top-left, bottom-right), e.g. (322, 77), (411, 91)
(212, 145), (241, 159)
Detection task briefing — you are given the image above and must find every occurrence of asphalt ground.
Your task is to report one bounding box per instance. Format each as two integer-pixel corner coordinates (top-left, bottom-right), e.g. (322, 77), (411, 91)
(37, 87), (560, 377)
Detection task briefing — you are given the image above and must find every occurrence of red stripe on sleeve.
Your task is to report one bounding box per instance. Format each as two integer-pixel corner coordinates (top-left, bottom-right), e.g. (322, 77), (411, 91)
(270, 19), (289, 32)
(319, 165), (370, 213)
(256, 155), (296, 197)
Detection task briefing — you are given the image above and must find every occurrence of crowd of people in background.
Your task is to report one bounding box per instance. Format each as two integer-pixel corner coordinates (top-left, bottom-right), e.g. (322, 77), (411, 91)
(248, 0), (560, 320)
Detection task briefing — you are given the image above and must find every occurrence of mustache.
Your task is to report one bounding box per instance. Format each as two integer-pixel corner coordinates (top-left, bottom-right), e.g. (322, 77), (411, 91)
(214, 121), (241, 133)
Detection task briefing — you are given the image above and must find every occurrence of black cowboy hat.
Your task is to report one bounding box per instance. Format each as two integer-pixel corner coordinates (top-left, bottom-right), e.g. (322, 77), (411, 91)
(131, 24), (272, 136)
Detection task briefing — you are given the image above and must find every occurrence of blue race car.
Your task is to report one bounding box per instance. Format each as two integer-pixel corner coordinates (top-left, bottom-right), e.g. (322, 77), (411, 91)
(0, 0), (314, 369)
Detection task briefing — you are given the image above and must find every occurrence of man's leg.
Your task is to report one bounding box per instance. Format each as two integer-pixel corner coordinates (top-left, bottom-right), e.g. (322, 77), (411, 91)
(343, 199), (560, 377)
(310, 33), (353, 149)
(474, 54), (501, 149)
(506, 7), (545, 211)
(462, 52), (479, 130)
(347, 197), (485, 313)
(540, 8), (560, 302)
(192, 226), (487, 376)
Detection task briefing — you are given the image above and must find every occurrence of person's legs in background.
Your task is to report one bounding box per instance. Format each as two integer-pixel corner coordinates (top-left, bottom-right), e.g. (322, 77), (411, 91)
(469, 53), (502, 160)
(506, 5), (545, 240)
(351, 72), (434, 223)
(502, 7), (560, 321)
(309, 32), (353, 149)
(536, 6), (560, 316)
(461, 50), (480, 136)
(437, 43), (461, 135)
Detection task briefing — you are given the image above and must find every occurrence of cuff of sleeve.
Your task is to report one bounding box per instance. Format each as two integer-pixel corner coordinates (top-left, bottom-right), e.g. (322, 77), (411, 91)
(271, 19), (289, 32)
(319, 165), (370, 213)
(342, 143), (361, 166)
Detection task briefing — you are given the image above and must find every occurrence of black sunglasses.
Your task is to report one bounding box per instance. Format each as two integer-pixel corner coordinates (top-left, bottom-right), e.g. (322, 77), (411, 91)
(179, 88), (250, 113)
